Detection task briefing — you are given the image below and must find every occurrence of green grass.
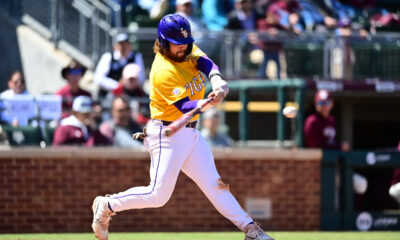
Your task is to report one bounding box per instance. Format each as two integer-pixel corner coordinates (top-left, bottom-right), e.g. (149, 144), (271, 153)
(0, 232), (399, 240)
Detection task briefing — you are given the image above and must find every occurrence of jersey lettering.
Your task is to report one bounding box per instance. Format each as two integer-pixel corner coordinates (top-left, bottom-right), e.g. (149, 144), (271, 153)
(185, 82), (195, 96)
(198, 73), (206, 85)
(185, 75), (204, 97)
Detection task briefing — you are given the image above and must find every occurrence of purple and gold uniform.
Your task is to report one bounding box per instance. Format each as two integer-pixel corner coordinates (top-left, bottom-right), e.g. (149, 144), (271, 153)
(149, 44), (206, 121)
(92, 14), (274, 240)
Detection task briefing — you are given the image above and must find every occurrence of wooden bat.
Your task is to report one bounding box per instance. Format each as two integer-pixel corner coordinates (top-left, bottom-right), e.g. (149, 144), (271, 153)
(163, 98), (214, 137)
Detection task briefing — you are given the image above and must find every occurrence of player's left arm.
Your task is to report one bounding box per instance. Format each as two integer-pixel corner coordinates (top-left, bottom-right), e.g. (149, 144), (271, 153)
(196, 55), (229, 106)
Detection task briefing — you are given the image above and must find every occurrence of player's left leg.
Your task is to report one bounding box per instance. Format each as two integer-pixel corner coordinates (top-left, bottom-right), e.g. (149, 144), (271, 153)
(181, 131), (274, 240)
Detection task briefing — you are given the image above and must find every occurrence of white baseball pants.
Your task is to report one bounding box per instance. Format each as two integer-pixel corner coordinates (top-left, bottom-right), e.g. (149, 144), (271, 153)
(108, 120), (253, 230)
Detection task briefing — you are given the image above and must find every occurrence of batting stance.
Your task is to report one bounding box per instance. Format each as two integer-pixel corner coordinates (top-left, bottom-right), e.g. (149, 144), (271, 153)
(92, 14), (274, 240)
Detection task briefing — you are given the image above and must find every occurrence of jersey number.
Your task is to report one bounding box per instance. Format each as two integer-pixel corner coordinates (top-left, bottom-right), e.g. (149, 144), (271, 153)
(185, 73), (206, 96)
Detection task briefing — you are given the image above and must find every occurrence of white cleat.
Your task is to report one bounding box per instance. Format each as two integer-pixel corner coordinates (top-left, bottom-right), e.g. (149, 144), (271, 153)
(244, 223), (274, 240)
(91, 196), (115, 240)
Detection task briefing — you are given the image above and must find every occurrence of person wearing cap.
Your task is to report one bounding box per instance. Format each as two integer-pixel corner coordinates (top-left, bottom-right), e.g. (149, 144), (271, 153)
(112, 63), (147, 98)
(304, 90), (368, 209)
(304, 89), (348, 150)
(52, 96), (110, 146)
(201, 108), (233, 147)
(56, 60), (91, 119)
(175, 0), (206, 32)
(94, 32), (145, 99)
(99, 95), (142, 148)
(112, 63), (150, 126)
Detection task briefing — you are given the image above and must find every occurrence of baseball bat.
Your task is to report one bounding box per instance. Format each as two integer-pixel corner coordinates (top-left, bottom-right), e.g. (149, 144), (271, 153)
(163, 98), (214, 137)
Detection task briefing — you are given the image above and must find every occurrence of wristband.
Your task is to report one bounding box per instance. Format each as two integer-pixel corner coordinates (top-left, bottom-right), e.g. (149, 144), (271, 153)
(209, 72), (221, 80)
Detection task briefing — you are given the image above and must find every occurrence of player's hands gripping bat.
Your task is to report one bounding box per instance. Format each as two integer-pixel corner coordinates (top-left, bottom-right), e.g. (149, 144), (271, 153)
(163, 97), (214, 137)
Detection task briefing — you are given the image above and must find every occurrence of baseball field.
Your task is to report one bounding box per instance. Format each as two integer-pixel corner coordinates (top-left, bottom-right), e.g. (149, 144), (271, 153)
(0, 232), (399, 240)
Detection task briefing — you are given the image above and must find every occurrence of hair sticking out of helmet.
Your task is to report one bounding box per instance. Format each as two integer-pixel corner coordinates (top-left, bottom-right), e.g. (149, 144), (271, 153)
(157, 14), (194, 51)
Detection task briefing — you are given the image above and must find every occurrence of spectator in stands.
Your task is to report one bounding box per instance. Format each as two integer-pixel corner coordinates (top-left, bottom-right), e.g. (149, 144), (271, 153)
(0, 70), (35, 126)
(226, 0), (258, 31)
(0, 70), (29, 99)
(100, 63), (150, 126)
(56, 60), (91, 119)
(296, 0), (337, 32)
(201, 0), (234, 30)
(94, 32), (145, 99)
(201, 108), (233, 147)
(256, 0), (301, 79)
(99, 95), (142, 148)
(52, 96), (110, 146)
(226, 0), (262, 73)
(304, 90), (349, 150)
(113, 63), (147, 98)
(267, 0), (303, 34)
(176, 0), (206, 32)
(114, 63), (150, 125)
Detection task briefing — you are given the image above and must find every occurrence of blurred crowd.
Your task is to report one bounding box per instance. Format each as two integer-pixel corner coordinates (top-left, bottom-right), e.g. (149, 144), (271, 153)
(112, 0), (400, 34)
(0, 31), (150, 148)
(109, 0), (400, 79)
(0, 0), (399, 148)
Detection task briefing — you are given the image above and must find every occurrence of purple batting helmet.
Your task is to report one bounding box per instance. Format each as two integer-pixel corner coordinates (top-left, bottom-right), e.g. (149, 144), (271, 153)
(157, 14), (194, 50)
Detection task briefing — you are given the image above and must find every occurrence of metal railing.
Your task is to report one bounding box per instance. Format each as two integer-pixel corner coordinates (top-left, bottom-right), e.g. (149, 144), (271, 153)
(128, 28), (400, 81)
(204, 79), (306, 147)
(1, 1), (399, 80)
(1, 0), (118, 68)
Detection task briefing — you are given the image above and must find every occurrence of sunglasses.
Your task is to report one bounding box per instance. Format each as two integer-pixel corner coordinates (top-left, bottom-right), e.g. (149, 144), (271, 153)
(116, 107), (130, 112)
(317, 100), (331, 106)
(69, 68), (83, 75)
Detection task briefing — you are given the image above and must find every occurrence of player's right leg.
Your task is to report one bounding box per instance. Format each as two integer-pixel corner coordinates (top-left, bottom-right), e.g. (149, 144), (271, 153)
(181, 131), (274, 240)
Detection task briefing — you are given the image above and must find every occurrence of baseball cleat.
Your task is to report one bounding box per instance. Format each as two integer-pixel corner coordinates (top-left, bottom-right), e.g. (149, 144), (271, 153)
(91, 196), (115, 240)
(244, 223), (274, 240)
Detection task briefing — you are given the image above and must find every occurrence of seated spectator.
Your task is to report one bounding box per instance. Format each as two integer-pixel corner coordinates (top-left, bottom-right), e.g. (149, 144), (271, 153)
(297, 0), (337, 32)
(104, 63), (150, 126)
(226, 0), (258, 31)
(112, 63), (147, 98)
(201, 108), (233, 147)
(176, 0), (206, 32)
(201, 0), (233, 30)
(0, 70), (29, 99)
(267, 0), (303, 34)
(99, 95), (142, 148)
(52, 96), (110, 146)
(56, 60), (91, 119)
(0, 71), (35, 126)
(256, 4), (289, 79)
(94, 32), (145, 99)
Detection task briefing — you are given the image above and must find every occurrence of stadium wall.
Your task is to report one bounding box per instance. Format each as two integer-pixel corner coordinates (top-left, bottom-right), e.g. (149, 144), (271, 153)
(0, 148), (321, 233)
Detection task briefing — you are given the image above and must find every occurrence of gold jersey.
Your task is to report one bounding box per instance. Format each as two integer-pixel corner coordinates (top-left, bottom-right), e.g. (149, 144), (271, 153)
(149, 44), (207, 121)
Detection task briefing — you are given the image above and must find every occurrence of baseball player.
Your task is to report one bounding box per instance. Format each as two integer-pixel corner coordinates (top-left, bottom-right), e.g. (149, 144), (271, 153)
(91, 14), (274, 240)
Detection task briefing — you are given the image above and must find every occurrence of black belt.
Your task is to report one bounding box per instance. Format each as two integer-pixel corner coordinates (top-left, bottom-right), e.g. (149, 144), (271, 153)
(161, 120), (197, 129)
